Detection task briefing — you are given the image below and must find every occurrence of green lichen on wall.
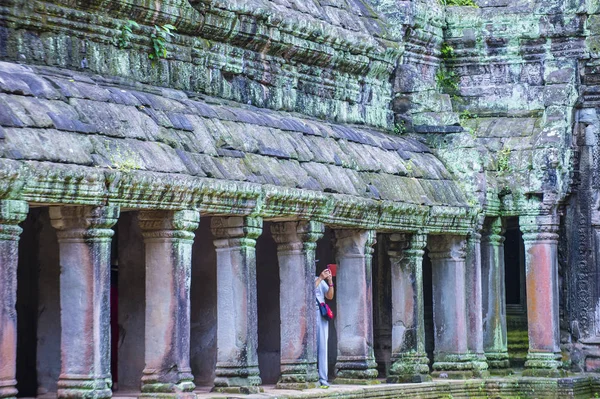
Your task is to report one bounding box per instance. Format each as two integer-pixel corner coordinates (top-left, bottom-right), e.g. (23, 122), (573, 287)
(0, 0), (401, 130)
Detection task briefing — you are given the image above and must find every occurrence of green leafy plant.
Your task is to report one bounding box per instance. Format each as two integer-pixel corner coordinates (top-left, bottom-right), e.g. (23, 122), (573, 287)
(393, 120), (407, 135)
(497, 145), (512, 174)
(149, 24), (177, 60)
(459, 109), (477, 121)
(439, 0), (478, 6)
(460, 110), (479, 138)
(440, 42), (455, 60)
(114, 20), (139, 49)
(436, 68), (459, 95)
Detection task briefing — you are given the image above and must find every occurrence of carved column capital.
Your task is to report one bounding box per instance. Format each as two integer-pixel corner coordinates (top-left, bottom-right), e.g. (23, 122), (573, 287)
(0, 200), (28, 240)
(427, 235), (467, 261)
(388, 233), (427, 259)
(50, 206), (119, 239)
(270, 221), (324, 252)
(482, 218), (505, 246)
(334, 229), (376, 257)
(468, 231), (482, 244)
(519, 214), (559, 244)
(211, 216), (262, 245)
(139, 210), (200, 241)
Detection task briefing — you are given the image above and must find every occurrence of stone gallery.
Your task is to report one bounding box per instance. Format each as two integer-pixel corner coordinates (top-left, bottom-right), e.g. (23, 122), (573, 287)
(0, 0), (599, 397)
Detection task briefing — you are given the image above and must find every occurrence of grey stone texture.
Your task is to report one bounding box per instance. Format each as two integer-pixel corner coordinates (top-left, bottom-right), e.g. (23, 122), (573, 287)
(520, 214), (564, 377)
(333, 230), (379, 384)
(271, 221), (324, 389)
(49, 206), (120, 399)
(481, 218), (510, 371)
(465, 230), (488, 376)
(386, 233), (430, 383)
(428, 235), (479, 379)
(211, 216), (263, 393)
(138, 210), (200, 398)
(0, 200), (28, 399)
(2, 0), (600, 395)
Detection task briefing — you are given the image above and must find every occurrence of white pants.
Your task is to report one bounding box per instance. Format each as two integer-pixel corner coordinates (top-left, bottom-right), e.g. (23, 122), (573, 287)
(316, 306), (329, 385)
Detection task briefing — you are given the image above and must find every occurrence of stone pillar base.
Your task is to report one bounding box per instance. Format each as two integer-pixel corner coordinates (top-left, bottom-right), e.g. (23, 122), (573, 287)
(277, 364), (318, 390)
(387, 353), (431, 383)
(486, 351), (511, 371)
(432, 354), (481, 379)
(140, 369), (195, 399)
(212, 368), (262, 394)
(57, 374), (112, 399)
(470, 354), (489, 378)
(523, 353), (565, 377)
(212, 379), (263, 395)
(0, 379), (18, 399)
(334, 361), (379, 385)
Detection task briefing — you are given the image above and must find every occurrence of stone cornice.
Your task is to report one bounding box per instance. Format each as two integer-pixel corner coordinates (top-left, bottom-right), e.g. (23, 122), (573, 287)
(48, 205), (120, 240)
(3, 159), (478, 234)
(138, 210), (200, 241)
(0, 200), (29, 241)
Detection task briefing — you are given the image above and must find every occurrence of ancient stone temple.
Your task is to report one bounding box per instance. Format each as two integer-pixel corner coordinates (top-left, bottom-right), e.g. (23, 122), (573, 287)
(1, 0), (600, 397)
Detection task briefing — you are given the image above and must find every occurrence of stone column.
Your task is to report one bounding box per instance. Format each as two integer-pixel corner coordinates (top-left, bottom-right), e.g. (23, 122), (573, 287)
(211, 216), (263, 393)
(138, 210), (200, 398)
(0, 200), (28, 399)
(481, 218), (510, 371)
(465, 230), (488, 377)
(271, 221), (324, 389)
(386, 233), (430, 383)
(520, 214), (564, 377)
(49, 205), (120, 398)
(428, 235), (475, 378)
(334, 229), (378, 384)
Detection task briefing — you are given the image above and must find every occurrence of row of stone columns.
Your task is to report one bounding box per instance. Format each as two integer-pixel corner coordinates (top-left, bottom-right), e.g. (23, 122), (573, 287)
(0, 200), (565, 399)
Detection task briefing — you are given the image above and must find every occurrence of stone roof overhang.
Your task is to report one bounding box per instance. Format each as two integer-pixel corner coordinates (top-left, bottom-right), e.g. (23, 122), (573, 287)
(0, 61), (475, 234)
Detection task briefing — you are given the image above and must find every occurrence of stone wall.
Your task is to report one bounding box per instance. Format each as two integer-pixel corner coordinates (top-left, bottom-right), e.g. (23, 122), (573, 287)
(0, 0), (400, 129)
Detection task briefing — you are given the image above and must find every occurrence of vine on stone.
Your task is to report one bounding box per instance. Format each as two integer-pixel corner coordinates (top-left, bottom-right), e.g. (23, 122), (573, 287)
(438, 0), (478, 6)
(149, 24), (177, 60)
(114, 20), (139, 49)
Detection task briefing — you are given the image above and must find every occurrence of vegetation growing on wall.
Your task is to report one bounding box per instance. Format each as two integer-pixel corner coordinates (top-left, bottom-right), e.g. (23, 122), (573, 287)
(439, 0), (478, 6)
(497, 146), (512, 174)
(149, 24), (177, 60)
(437, 42), (460, 96)
(436, 68), (459, 95)
(114, 20), (139, 49)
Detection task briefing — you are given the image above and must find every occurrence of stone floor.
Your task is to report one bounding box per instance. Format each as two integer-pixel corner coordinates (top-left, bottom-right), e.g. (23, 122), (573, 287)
(24, 374), (600, 399)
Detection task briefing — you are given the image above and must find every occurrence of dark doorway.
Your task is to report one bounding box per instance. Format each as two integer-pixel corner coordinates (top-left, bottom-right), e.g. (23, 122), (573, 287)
(503, 217), (528, 368)
(315, 227), (337, 379)
(372, 234), (391, 376)
(16, 209), (41, 397)
(423, 248), (434, 369)
(256, 221), (281, 384)
(16, 207), (61, 396)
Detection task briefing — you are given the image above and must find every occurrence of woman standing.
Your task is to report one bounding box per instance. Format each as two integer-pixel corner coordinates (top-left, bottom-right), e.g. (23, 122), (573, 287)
(315, 268), (334, 388)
